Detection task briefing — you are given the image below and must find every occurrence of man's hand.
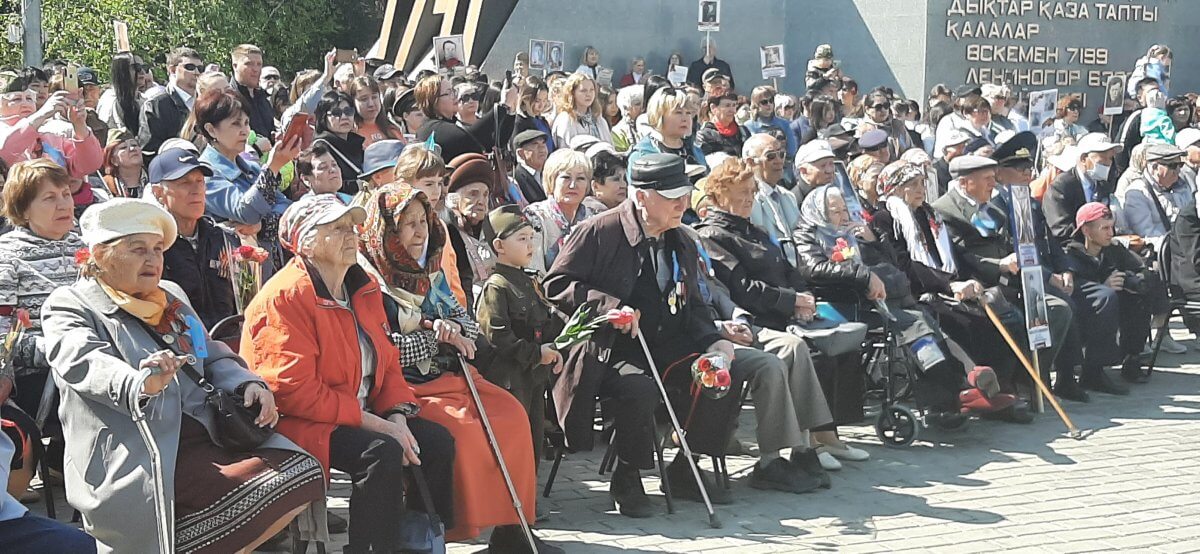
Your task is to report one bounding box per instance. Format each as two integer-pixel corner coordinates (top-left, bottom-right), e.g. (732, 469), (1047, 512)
(607, 306), (640, 337)
(706, 339), (737, 364)
(539, 344), (564, 374)
(794, 292), (817, 321)
(867, 273), (887, 301)
(718, 321), (754, 346)
(1051, 272), (1075, 295)
(951, 279), (982, 301)
(1000, 253), (1020, 275)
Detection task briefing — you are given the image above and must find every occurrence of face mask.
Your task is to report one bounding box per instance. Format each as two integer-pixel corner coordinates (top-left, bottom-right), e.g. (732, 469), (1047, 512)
(1088, 162), (1111, 181)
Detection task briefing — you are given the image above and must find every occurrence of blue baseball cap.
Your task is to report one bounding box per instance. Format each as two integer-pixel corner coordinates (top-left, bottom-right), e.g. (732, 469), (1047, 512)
(359, 139), (405, 179)
(149, 147), (213, 183)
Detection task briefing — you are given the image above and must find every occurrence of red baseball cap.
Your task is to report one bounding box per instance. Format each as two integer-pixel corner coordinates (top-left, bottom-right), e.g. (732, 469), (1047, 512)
(1075, 202), (1112, 232)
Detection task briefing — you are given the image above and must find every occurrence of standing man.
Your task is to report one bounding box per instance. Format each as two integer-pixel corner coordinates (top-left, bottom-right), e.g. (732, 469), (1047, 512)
(231, 44), (275, 141)
(139, 47), (204, 160)
(544, 153), (736, 518)
(76, 66), (110, 144)
(686, 38), (735, 92)
(260, 66), (282, 94)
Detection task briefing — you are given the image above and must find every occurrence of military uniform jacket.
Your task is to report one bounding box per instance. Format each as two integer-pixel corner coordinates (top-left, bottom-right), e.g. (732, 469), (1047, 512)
(475, 262), (561, 391)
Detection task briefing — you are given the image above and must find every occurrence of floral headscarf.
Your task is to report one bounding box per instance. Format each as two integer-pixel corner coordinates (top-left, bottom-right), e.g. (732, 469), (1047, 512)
(359, 183), (446, 297)
(878, 161), (927, 198)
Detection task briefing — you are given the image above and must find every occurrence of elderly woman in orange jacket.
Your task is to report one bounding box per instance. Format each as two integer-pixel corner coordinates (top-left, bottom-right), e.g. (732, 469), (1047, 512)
(241, 195), (456, 554)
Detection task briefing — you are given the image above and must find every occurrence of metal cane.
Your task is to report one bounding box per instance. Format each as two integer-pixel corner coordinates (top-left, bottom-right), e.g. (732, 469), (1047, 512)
(456, 355), (539, 551)
(636, 333), (723, 528)
(976, 297), (1083, 439)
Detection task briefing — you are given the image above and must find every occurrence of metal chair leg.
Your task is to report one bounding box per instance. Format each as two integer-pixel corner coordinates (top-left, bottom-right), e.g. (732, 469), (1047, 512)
(289, 520), (308, 554)
(36, 438), (55, 520)
(542, 445), (565, 498)
(652, 415), (674, 514)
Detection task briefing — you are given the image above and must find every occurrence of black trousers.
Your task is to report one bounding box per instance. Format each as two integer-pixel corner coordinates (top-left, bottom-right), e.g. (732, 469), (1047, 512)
(813, 351), (865, 431)
(1072, 280), (1162, 368)
(330, 418), (456, 551)
(598, 370), (660, 470)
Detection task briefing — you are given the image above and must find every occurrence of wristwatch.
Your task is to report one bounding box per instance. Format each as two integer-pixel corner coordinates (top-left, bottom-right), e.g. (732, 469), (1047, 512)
(383, 402), (421, 419)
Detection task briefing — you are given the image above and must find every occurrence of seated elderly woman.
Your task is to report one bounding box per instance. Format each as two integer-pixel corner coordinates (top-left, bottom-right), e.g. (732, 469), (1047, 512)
(240, 195), (456, 553)
(525, 149), (601, 273)
(41, 199), (324, 553)
(444, 152), (498, 305)
(794, 185), (996, 428)
(356, 184), (556, 553)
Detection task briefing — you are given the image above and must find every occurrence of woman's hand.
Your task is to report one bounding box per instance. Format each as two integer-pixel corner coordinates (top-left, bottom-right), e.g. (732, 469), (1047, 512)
(140, 350), (182, 396)
(66, 96), (89, 137)
(867, 272), (887, 301)
(321, 49), (337, 83)
(502, 74), (520, 112)
(32, 91), (71, 125)
(854, 224), (877, 243)
(265, 134), (302, 173)
(387, 415), (422, 466)
(432, 319), (462, 343)
(539, 344), (564, 374)
(951, 280), (982, 301)
(243, 383), (279, 427)
(794, 292), (817, 321)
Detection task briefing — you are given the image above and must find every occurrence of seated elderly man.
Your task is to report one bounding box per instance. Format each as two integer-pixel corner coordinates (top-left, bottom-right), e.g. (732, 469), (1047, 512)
(1066, 203), (1168, 383)
(544, 153), (739, 517)
(792, 140), (838, 203)
(1043, 132), (1123, 241)
(744, 134), (800, 265)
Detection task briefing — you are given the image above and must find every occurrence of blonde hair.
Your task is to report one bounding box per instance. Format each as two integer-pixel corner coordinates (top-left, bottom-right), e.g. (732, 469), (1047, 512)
(646, 88), (691, 130)
(394, 146), (446, 182)
(556, 73), (600, 120)
(541, 149), (592, 197)
(231, 44), (263, 63)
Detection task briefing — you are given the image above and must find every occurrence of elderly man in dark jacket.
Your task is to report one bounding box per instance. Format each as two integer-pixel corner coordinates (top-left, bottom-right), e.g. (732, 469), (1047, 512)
(544, 154), (736, 518)
(149, 148), (239, 328)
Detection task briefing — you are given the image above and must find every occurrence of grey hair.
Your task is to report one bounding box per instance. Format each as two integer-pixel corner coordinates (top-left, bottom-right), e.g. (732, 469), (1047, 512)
(616, 85), (644, 115)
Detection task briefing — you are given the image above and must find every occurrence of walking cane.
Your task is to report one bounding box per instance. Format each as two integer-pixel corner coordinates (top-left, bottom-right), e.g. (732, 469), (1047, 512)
(636, 333), (723, 528)
(976, 296), (1083, 439)
(456, 355), (539, 552)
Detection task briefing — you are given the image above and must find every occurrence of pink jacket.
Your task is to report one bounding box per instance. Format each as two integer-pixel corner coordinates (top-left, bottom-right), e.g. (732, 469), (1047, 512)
(0, 115), (102, 178)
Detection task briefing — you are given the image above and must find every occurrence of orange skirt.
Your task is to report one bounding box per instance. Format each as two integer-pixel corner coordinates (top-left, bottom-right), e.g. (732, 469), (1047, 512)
(412, 367), (536, 541)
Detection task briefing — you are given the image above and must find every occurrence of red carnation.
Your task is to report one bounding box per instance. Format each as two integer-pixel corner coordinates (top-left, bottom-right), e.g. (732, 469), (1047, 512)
(714, 368), (731, 388)
(74, 247), (90, 266)
(14, 309), (31, 330)
(607, 310), (635, 326)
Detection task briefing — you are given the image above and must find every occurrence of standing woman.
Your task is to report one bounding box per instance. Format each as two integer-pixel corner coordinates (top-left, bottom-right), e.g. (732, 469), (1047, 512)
(513, 76), (555, 152)
(357, 184), (558, 553)
(665, 52), (685, 77)
(551, 74), (611, 147)
(41, 198), (324, 553)
(313, 91), (365, 196)
(575, 46), (602, 80)
(99, 53), (142, 133)
(347, 76), (402, 148)
(98, 130), (147, 198)
(415, 74), (517, 163)
(198, 88), (299, 277)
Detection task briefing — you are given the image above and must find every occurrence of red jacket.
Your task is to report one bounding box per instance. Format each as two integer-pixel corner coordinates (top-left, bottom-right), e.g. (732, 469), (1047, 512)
(241, 257), (418, 474)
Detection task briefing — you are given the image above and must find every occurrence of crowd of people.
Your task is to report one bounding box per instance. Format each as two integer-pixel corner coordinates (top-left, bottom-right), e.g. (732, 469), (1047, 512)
(0, 36), (1194, 553)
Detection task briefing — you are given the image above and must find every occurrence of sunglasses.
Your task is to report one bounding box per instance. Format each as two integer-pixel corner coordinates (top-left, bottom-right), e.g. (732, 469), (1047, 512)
(181, 63), (202, 72)
(328, 107), (355, 118)
(0, 90), (36, 103)
(1160, 162), (1184, 171)
(457, 93), (481, 103)
(759, 150), (786, 161)
(758, 97), (775, 106)
(869, 103), (889, 111)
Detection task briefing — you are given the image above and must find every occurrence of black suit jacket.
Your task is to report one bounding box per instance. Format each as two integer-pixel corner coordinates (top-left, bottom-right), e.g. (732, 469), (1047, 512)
(139, 89), (189, 160)
(686, 58), (735, 90)
(1043, 169), (1110, 241)
(236, 81), (276, 139)
(513, 164), (547, 204)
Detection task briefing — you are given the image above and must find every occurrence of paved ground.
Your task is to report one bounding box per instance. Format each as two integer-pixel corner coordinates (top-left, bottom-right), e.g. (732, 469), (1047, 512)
(32, 325), (1200, 552)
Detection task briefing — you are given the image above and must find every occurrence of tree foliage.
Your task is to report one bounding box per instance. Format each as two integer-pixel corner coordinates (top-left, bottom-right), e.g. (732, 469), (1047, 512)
(0, 0), (379, 79)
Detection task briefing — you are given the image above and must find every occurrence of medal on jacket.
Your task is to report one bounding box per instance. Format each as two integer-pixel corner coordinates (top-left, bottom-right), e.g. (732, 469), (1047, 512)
(669, 252), (684, 314)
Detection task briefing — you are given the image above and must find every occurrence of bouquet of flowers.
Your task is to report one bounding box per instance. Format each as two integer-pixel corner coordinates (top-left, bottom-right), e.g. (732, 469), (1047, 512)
(830, 237), (858, 263)
(224, 244), (270, 313)
(550, 304), (635, 352)
(692, 352), (731, 399)
(0, 309), (32, 371)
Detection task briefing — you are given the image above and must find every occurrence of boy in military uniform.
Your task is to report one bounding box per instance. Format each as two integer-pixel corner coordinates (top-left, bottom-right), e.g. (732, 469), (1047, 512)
(475, 205), (564, 467)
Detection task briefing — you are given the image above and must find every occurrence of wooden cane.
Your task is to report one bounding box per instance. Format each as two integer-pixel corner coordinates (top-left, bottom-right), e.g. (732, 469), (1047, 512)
(978, 298), (1083, 439)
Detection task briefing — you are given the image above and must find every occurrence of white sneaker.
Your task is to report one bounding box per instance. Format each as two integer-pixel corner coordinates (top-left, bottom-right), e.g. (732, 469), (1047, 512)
(819, 443), (871, 462)
(816, 450), (842, 471)
(1159, 334), (1188, 355)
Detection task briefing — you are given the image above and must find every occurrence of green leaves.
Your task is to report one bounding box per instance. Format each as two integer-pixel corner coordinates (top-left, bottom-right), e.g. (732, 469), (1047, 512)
(553, 304), (601, 352)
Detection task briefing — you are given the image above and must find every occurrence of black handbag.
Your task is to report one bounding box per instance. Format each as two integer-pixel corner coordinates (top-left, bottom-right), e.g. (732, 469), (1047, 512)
(177, 363), (274, 452)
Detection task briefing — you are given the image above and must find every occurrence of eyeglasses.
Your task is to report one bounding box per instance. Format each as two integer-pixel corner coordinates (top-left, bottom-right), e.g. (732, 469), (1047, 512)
(181, 63), (202, 72)
(263, 74), (280, 81)
(457, 93), (480, 103)
(759, 150), (786, 161)
(1066, 105), (1081, 112)
(328, 107), (355, 118)
(869, 103), (889, 111)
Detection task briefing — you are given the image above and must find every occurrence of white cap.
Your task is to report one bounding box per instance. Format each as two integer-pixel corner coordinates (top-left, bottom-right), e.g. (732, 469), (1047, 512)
(262, 66), (281, 79)
(567, 134), (616, 159)
(1177, 128), (1200, 150)
(1077, 132), (1123, 154)
(795, 140), (836, 166)
(1049, 145), (1082, 172)
(80, 198), (178, 249)
(943, 130), (972, 149)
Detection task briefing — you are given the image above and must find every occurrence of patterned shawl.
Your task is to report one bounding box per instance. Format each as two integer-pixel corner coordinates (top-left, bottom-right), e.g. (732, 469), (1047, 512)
(359, 183), (446, 297)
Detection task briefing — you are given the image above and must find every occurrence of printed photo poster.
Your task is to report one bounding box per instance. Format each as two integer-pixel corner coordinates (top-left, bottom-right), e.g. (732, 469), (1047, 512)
(1103, 75), (1126, 116)
(1021, 266), (1053, 349)
(698, 0), (721, 32)
(1027, 88), (1059, 133)
(528, 39), (546, 70)
(113, 20), (131, 53)
(761, 44), (786, 79)
(596, 67), (614, 87)
(546, 41), (565, 72)
(1009, 185), (1039, 268)
(668, 65), (689, 86)
(434, 35), (465, 70)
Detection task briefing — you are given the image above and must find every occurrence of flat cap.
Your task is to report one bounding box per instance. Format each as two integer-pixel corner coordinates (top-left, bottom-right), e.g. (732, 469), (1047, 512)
(514, 129), (547, 148)
(80, 198), (178, 249)
(373, 64), (401, 81)
(795, 140), (836, 166)
(1145, 143), (1184, 163)
(858, 129), (888, 151)
(955, 84), (982, 98)
(482, 204), (533, 247)
(1176, 128), (1200, 150)
(949, 155), (997, 178)
(819, 123), (851, 140)
(702, 68), (725, 83)
(629, 153), (693, 199)
(991, 131), (1037, 167)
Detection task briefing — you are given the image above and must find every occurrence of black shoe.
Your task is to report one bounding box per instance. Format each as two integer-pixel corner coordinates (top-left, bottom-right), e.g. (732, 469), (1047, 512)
(662, 458), (732, 505)
(750, 458), (822, 494)
(488, 525), (564, 554)
(1053, 380), (1090, 403)
(1121, 358), (1149, 383)
(789, 448), (831, 489)
(324, 511), (348, 535)
(981, 404), (1033, 424)
(610, 463), (655, 518)
(1081, 371), (1130, 395)
(927, 411), (970, 430)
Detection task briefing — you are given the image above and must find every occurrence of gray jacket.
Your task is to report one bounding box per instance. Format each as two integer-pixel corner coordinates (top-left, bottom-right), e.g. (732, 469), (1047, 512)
(41, 278), (311, 553)
(1117, 171), (1195, 251)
